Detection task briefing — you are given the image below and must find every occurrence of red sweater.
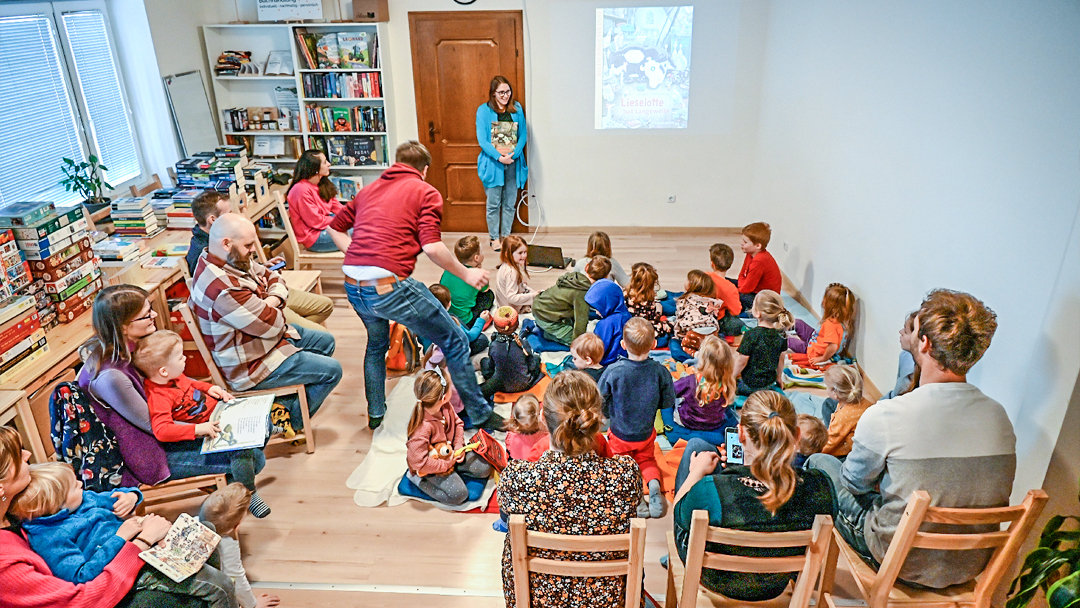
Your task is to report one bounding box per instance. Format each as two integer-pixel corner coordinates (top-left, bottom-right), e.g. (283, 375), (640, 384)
(328, 163), (443, 277)
(738, 249), (782, 294)
(287, 180), (344, 248)
(0, 529), (144, 608)
(144, 374), (220, 442)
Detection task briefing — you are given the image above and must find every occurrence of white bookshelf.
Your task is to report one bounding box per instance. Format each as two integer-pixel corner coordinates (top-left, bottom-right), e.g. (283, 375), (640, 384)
(202, 23), (390, 173)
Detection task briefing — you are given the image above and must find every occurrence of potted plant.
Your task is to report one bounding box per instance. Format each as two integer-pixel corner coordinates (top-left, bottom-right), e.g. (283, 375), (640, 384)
(59, 155), (114, 211)
(1007, 481), (1080, 608)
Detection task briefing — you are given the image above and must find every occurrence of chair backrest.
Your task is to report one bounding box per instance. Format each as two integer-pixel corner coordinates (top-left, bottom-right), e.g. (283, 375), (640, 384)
(869, 489), (1048, 608)
(129, 173), (162, 198)
(681, 510), (834, 608)
(176, 302), (229, 387)
(509, 513), (646, 608)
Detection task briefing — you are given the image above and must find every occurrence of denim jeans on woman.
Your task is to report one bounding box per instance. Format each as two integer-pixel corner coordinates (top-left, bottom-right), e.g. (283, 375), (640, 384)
(251, 324), (342, 428)
(484, 160), (517, 241)
(344, 277), (494, 425)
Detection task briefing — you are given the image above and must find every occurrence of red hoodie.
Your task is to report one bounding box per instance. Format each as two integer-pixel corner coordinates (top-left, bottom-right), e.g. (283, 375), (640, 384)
(329, 163), (443, 277)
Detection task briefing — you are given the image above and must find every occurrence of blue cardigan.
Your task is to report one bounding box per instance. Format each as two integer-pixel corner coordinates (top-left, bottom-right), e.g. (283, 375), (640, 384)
(476, 102), (528, 189)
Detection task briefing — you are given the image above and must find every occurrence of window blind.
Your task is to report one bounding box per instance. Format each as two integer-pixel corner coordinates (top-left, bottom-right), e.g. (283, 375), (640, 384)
(62, 10), (139, 186)
(0, 14), (84, 205)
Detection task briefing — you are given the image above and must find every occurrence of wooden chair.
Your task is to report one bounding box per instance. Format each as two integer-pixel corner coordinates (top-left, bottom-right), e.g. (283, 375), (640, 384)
(276, 193), (344, 270)
(665, 511), (834, 608)
(176, 303), (315, 453)
(509, 513), (647, 608)
(166, 167), (178, 187)
(137, 473), (227, 515)
(820, 489), (1048, 608)
(129, 173), (162, 198)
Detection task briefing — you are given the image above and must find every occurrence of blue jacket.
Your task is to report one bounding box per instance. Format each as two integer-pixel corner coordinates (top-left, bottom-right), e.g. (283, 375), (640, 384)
(22, 487), (143, 583)
(476, 102), (528, 189)
(585, 279), (632, 365)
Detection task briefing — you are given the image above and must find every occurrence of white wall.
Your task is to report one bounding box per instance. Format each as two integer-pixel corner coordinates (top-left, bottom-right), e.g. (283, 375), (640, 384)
(751, 0), (1080, 497)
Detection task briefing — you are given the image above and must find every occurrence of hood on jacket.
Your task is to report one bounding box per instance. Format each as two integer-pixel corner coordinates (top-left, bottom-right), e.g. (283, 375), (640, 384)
(554, 271), (593, 292)
(379, 163), (425, 183)
(585, 279), (630, 319)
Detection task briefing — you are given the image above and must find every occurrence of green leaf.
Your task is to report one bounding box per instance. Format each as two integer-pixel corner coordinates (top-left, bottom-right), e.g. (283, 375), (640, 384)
(88, 154), (98, 163)
(62, 157), (74, 165)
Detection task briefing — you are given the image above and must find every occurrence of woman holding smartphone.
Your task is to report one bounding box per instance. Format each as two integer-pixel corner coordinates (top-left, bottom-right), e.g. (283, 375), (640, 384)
(669, 391), (837, 602)
(475, 75), (528, 252)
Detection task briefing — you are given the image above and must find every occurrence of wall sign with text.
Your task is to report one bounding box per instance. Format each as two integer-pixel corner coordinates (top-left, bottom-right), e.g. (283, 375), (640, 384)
(257, 0), (323, 22)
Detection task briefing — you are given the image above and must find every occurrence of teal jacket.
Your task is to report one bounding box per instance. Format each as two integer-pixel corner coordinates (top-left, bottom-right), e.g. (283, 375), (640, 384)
(476, 102), (528, 189)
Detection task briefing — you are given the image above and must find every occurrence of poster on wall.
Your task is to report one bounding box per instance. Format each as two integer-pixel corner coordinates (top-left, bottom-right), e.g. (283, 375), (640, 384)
(256, 0), (323, 22)
(595, 6), (693, 129)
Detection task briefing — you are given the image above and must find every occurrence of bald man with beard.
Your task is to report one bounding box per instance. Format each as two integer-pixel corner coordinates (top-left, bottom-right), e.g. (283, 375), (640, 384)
(188, 214), (342, 432)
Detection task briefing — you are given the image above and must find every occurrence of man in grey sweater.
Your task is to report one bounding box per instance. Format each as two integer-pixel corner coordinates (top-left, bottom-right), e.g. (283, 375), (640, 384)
(808, 289), (1015, 589)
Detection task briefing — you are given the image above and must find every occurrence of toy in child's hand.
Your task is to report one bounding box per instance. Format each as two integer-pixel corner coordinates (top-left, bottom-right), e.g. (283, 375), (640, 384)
(428, 442), (454, 460)
(453, 442), (481, 459)
(270, 403), (296, 439)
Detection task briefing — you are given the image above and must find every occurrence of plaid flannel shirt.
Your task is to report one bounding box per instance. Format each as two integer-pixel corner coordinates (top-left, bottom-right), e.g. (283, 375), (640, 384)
(189, 251), (299, 391)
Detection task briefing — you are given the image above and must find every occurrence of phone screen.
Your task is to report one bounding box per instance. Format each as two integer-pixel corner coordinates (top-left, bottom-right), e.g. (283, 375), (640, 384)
(725, 427), (743, 465)
(267, 260), (286, 271)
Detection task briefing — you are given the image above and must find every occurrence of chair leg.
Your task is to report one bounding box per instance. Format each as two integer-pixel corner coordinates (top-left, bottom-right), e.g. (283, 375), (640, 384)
(297, 388), (314, 453)
(815, 532), (840, 608)
(665, 565), (678, 608)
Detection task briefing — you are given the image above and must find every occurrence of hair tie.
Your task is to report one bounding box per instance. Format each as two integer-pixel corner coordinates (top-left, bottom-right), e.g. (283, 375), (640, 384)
(768, 411), (779, 419)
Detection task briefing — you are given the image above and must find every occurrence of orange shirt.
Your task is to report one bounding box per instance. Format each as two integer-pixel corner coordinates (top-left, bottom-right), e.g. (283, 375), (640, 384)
(807, 318), (845, 362)
(823, 400), (872, 456)
(707, 271), (742, 316)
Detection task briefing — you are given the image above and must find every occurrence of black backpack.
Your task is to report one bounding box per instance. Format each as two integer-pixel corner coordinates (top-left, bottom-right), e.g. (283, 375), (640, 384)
(49, 382), (124, 492)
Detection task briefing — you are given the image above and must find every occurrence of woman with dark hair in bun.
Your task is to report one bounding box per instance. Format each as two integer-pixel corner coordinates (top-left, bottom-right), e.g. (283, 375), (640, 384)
(498, 370), (643, 607)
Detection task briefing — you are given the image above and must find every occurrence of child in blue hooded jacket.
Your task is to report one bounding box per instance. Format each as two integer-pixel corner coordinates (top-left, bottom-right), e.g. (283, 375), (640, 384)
(585, 278), (633, 366)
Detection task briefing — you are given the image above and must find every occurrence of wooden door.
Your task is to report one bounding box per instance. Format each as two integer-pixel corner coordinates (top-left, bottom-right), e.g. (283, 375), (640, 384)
(409, 11), (527, 233)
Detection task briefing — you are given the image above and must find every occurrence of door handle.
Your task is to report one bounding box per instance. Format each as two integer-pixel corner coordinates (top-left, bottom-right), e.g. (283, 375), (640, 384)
(428, 121), (437, 143)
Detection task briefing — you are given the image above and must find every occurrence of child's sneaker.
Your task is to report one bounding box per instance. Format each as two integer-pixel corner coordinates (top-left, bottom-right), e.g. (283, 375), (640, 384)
(492, 518), (508, 533)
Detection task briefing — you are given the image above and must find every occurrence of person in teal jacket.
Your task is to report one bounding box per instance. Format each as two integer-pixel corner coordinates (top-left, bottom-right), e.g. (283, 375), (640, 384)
(476, 75), (528, 251)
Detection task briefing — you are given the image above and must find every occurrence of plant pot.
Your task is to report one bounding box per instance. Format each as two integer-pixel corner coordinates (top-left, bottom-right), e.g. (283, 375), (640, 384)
(83, 197), (111, 213)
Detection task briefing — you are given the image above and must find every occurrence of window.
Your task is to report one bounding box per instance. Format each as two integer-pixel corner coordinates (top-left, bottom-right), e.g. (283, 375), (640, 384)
(0, 3), (141, 205)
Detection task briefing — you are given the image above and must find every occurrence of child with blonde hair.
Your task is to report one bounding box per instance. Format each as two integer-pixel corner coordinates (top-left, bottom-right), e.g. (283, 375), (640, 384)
(795, 414), (828, 468)
(504, 394), (547, 461)
(624, 262), (673, 347)
(569, 332), (606, 382)
(406, 370), (493, 505)
(12, 462), (237, 607)
(820, 364), (871, 457)
(672, 335), (738, 431)
(789, 283), (856, 369)
(671, 270), (725, 362)
(494, 235), (536, 313)
(734, 290), (794, 395)
(199, 483), (281, 608)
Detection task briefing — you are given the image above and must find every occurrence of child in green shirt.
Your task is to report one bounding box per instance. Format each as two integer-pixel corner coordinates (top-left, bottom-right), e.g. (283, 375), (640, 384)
(440, 235), (494, 325)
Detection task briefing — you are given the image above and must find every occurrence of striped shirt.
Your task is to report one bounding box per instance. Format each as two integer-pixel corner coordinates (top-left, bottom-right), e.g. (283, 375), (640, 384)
(189, 251), (299, 391)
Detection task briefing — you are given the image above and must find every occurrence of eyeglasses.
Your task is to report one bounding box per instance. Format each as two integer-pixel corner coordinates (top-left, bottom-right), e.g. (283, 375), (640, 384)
(134, 310), (157, 323)
(495, 89), (512, 96)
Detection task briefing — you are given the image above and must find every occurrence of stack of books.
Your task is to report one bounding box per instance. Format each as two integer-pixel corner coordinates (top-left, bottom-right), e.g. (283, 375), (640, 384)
(149, 191), (176, 228)
(0, 293), (48, 384)
(310, 135), (383, 167)
(174, 153), (241, 193)
(166, 189), (199, 229)
(110, 197), (161, 238)
(93, 236), (141, 262)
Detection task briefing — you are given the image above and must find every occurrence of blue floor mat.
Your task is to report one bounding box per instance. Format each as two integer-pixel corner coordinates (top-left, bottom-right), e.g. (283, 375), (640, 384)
(397, 473), (488, 503)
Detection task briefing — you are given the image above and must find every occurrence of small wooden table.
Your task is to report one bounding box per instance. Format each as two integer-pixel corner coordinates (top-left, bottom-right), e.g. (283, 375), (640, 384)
(0, 390), (48, 463)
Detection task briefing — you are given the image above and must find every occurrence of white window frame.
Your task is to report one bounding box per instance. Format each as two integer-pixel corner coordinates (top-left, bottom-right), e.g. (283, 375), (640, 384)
(0, 0), (145, 203)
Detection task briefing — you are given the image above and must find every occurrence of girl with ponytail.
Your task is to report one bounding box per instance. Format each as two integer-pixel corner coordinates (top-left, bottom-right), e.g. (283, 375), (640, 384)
(405, 370), (493, 506)
(788, 282), (856, 369)
(733, 290), (793, 395)
(498, 371), (644, 607)
(671, 335), (738, 432)
(670, 390), (837, 601)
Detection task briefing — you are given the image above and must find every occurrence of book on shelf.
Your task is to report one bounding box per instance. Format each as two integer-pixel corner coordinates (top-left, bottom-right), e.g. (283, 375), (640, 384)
(263, 50), (294, 75)
(316, 33), (340, 69)
(140, 513), (221, 583)
(301, 72), (381, 99)
(294, 30), (318, 70)
(313, 135), (381, 166)
(329, 176), (364, 202)
(337, 31), (370, 68)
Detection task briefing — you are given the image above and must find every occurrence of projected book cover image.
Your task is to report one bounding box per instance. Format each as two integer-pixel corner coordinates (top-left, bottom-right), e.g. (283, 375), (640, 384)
(595, 6), (693, 129)
(201, 393), (274, 454)
(139, 513), (221, 583)
(491, 121), (518, 155)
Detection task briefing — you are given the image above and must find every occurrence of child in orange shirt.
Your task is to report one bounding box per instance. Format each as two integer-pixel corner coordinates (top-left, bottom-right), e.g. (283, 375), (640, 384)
(788, 283), (856, 369)
(706, 243), (745, 336)
(820, 364), (871, 457)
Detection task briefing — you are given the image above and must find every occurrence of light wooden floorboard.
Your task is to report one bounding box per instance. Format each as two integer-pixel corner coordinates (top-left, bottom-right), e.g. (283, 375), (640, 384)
(152, 228), (865, 606)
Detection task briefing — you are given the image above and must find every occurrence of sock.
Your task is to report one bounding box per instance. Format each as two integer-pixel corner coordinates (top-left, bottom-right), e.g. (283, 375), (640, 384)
(249, 492), (271, 518)
(648, 479), (664, 518)
(636, 497), (651, 518)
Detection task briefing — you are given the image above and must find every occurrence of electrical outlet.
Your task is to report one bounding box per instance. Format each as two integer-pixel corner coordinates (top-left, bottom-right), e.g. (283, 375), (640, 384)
(667, 195), (676, 204)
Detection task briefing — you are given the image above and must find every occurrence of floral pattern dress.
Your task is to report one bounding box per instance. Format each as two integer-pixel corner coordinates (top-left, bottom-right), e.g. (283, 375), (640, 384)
(624, 296), (673, 339)
(673, 294), (724, 341)
(499, 450), (643, 608)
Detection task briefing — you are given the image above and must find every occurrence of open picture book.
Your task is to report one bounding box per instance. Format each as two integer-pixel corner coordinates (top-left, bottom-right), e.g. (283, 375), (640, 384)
(201, 393), (275, 454)
(139, 513), (221, 583)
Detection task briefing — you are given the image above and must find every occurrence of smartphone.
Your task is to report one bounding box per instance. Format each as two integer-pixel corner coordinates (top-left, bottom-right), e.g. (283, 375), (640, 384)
(725, 427), (744, 465)
(267, 260), (286, 271)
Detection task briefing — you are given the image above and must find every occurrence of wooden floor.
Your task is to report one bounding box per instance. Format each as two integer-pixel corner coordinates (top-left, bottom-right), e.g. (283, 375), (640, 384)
(154, 228), (864, 607)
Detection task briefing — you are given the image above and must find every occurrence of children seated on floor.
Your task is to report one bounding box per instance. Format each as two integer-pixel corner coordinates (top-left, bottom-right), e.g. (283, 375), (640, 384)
(504, 394), (547, 461)
(440, 235), (495, 326)
(199, 483), (281, 608)
(479, 307), (543, 399)
(706, 243), (746, 336)
(672, 335), (738, 432)
(494, 235), (537, 313)
(794, 414), (828, 469)
(820, 364), (872, 457)
(883, 311), (919, 399)
(585, 277), (632, 365)
(569, 333), (606, 382)
(736, 222), (783, 312)
(789, 282), (856, 369)
(133, 330), (272, 517)
(624, 262), (673, 347)
(734, 290), (794, 395)
(597, 317), (675, 518)
(671, 270), (726, 362)
(11, 462), (236, 608)
(570, 230), (630, 288)
(525, 256), (611, 348)
(429, 283), (490, 356)
(406, 370), (493, 506)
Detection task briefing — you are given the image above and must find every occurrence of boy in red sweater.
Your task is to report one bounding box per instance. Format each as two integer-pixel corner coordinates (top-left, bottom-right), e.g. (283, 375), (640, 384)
(133, 330), (273, 517)
(737, 222), (783, 313)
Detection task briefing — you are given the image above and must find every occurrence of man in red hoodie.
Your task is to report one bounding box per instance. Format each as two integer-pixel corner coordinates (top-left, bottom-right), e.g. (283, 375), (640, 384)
(328, 141), (502, 431)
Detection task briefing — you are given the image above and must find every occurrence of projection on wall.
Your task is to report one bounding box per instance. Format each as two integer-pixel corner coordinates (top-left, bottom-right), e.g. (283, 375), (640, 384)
(595, 6), (693, 129)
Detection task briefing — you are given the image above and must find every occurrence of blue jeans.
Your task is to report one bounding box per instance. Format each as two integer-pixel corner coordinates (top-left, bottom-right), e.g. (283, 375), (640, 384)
(806, 453), (877, 565)
(674, 437), (722, 493)
(305, 229), (338, 253)
(252, 325), (341, 429)
(484, 161), (517, 241)
(344, 278), (493, 424)
(669, 338), (693, 362)
(163, 441), (266, 491)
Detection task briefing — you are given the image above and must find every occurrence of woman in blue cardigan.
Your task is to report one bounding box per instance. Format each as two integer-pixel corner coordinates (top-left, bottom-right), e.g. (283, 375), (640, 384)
(476, 75), (528, 251)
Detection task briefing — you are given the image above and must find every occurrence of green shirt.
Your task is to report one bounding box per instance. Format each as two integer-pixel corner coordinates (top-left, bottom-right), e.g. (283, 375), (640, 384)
(440, 268), (487, 323)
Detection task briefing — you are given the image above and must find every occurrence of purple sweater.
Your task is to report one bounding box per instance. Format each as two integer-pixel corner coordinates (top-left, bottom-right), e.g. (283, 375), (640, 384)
(674, 374), (732, 431)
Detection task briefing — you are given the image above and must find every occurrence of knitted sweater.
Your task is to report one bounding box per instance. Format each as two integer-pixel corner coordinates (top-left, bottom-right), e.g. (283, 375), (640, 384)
(406, 403), (465, 476)
(598, 357), (675, 442)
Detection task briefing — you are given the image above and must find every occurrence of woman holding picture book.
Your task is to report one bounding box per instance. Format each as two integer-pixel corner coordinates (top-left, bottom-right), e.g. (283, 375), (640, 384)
(476, 75), (528, 252)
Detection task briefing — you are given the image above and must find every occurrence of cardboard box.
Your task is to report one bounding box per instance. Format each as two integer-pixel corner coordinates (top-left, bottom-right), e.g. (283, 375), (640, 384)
(352, 0), (387, 21)
(12, 205), (84, 241)
(31, 249), (96, 282)
(27, 237), (92, 272)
